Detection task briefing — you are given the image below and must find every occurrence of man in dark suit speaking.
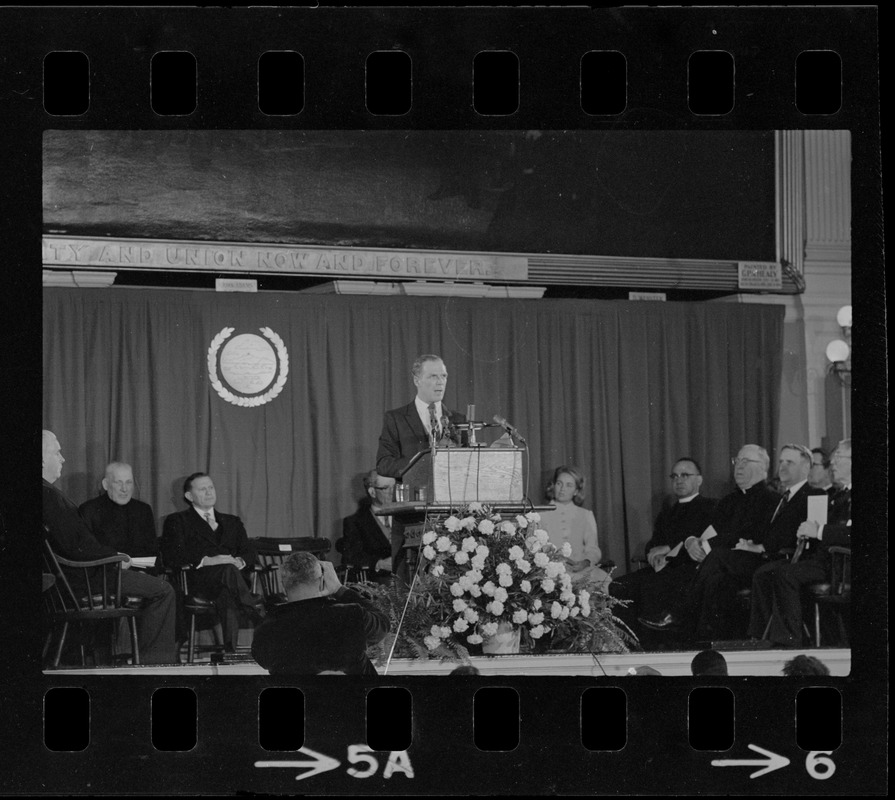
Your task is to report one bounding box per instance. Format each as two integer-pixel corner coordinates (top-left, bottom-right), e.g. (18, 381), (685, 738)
(252, 551), (390, 675)
(161, 472), (262, 651)
(375, 353), (467, 480)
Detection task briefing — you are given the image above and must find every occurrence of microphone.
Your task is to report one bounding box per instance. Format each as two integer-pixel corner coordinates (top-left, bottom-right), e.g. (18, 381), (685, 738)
(493, 415), (526, 445)
(440, 415), (455, 442)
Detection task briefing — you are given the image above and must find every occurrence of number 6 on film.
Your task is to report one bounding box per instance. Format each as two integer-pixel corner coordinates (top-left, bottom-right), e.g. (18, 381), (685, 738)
(805, 751), (836, 780)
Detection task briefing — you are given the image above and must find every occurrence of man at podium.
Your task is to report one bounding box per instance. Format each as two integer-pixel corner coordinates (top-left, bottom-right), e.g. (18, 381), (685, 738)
(375, 354), (467, 480)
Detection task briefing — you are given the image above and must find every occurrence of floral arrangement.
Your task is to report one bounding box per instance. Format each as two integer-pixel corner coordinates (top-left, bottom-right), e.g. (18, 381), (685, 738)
(416, 503), (633, 654)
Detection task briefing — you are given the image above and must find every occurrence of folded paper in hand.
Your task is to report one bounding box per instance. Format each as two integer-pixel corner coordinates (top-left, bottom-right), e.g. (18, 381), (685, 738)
(128, 556), (157, 569)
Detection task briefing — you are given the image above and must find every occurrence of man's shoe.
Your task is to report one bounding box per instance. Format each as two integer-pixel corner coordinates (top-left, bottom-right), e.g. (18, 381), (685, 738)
(638, 613), (682, 631)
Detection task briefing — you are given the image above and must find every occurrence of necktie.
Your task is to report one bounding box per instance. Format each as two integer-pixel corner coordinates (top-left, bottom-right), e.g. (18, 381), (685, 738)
(770, 492), (789, 524)
(428, 402), (439, 438)
(204, 511), (218, 531)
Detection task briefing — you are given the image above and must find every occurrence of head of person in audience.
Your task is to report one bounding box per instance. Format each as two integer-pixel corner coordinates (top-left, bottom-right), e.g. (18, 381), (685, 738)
(777, 444), (812, 490)
(42, 430), (65, 484)
(103, 462), (135, 505)
(412, 354), (448, 405)
(808, 448), (833, 490)
(732, 444), (770, 491)
(782, 654), (830, 676)
(364, 470), (396, 507)
(829, 439), (852, 486)
(184, 472), (216, 511)
(280, 551), (325, 601)
(691, 649), (729, 676)
(627, 665), (662, 676)
(670, 457), (703, 500)
(546, 466), (586, 507)
(450, 665), (480, 676)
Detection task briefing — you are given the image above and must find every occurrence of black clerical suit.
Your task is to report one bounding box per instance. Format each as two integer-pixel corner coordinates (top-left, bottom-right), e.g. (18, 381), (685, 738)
(686, 480), (826, 641)
(610, 494), (717, 624)
(251, 586), (390, 675)
(161, 507), (258, 650)
(748, 485), (852, 646)
(42, 479), (176, 664)
(375, 402), (467, 479)
(79, 494), (159, 559)
(341, 502), (392, 583)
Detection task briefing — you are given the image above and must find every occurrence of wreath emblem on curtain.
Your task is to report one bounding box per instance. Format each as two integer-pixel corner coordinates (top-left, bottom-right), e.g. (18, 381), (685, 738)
(207, 327), (289, 407)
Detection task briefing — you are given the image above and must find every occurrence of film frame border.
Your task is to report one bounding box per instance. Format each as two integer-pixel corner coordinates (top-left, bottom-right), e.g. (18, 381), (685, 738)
(0, 5), (885, 796)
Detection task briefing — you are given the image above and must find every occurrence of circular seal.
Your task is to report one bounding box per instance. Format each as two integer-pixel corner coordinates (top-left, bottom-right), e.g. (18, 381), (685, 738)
(207, 327), (289, 407)
(220, 333), (277, 394)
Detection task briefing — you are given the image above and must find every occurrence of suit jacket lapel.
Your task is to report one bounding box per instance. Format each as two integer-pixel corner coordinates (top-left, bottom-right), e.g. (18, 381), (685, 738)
(403, 402), (428, 443)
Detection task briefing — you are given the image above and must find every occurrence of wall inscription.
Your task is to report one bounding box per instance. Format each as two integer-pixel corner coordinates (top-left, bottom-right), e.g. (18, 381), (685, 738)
(42, 236), (529, 282)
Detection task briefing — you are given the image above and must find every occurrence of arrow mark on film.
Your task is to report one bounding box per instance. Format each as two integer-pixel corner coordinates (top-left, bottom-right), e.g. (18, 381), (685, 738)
(711, 743), (790, 779)
(255, 747), (341, 781)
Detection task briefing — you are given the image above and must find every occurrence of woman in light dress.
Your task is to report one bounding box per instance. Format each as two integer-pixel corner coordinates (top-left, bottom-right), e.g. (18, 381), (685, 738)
(539, 466), (612, 591)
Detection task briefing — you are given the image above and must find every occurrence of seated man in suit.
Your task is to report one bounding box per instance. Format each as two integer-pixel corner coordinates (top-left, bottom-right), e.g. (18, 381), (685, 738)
(42, 431), (177, 664)
(340, 470), (395, 584)
(610, 458), (717, 634)
(640, 444), (779, 636)
(375, 353), (467, 480)
(748, 439), (852, 647)
(680, 443), (825, 642)
(80, 462), (160, 564)
(252, 551), (390, 675)
(160, 472), (262, 652)
(808, 447), (835, 493)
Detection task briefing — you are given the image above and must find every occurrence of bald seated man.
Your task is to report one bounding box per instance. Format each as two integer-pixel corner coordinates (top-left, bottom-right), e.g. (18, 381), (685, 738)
(42, 431), (176, 664)
(80, 462), (160, 561)
(251, 552), (389, 675)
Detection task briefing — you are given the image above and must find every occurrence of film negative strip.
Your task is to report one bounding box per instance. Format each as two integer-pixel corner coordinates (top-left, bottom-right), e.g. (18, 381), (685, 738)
(0, 6), (885, 795)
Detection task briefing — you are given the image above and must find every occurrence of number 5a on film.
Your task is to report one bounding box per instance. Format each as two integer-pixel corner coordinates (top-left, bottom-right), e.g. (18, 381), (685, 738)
(256, 745), (414, 782)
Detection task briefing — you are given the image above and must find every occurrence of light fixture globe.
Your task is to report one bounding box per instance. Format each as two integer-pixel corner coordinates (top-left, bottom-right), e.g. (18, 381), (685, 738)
(826, 339), (850, 363)
(836, 305), (852, 329)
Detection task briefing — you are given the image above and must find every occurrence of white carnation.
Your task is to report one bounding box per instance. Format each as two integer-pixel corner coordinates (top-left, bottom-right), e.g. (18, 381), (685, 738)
(436, 536), (451, 552)
(519, 580), (532, 593)
(529, 624), (546, 639)
(487, 600), (505, 616)
(498, 574), (513, 588)
(550, 601), (563, 619)
(461, 536), (478, 553)
(541, 578), (556, 593)
(453, 598), (468, 612)
(493, 587), (508, 603)
(450, 582), (465, 597)
(478, 519), (495, 535)
(453, 617), (469, 633)
(512, 609), (528, 624)
(443, 516), (462, 532)
(466, 633), (483, 645)
(560, 542), (572, 557)
(422, 545), (437, 560)
(481, 622), (499, 636)
(424, 635), (441, 650)
(515, 559), (531, 574)
(422, 530), (437, 545)
(454, 551), (470, 565)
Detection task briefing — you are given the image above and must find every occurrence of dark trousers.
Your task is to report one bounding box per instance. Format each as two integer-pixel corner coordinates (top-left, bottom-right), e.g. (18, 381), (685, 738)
(120, 569), (177, 664)
(748, 558), (827, 646)
(191, 564), (257, 650)
(686, 548), (764, 640)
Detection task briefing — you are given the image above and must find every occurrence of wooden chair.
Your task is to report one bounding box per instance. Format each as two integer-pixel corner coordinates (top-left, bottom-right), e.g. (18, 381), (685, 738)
(42, 539), (141, 669)
(808, 546), (851, 647)
(250, 537), (332, 606)
(333, 537), (370, 583)
(165, 566), (225, 664)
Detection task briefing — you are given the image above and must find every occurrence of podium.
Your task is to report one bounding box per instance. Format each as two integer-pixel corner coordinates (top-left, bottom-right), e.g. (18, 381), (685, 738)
(400, 446), (525, 504)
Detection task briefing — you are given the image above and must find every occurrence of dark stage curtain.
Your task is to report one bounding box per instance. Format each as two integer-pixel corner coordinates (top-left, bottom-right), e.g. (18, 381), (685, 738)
(43, 289), (783, 572)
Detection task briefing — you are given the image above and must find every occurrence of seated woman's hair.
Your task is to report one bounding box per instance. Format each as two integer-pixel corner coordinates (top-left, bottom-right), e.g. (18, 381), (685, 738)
(782, 654), (830, 676)
(545, 465), (587, 506)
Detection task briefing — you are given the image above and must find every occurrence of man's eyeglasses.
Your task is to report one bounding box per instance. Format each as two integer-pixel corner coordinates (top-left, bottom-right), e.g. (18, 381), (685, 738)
(731, 458), (763, 467)
(669, 472), (697, 480)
